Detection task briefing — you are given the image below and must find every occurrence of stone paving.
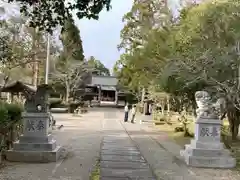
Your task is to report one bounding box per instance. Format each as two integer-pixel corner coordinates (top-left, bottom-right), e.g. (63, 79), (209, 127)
(100, 135), (156, 180)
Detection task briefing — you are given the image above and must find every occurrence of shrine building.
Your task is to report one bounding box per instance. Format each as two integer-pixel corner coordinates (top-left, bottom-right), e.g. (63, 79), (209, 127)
(84, 75), (128, 106)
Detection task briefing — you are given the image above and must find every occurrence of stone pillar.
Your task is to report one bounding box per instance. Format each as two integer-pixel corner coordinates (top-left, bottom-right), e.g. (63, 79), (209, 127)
(180, 91), (236, 168)
(5, 85), (62, 163)
(5, 112), (62, 162)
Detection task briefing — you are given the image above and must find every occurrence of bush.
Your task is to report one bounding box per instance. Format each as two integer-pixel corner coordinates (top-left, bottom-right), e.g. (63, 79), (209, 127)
(0, 104), (9, 125)
(0, 102), (24, 154)
(5, 103), (23, 122)
(69, 101), (84, 113)
(49, 98), (63, 108)
(0, 102), (23, 126)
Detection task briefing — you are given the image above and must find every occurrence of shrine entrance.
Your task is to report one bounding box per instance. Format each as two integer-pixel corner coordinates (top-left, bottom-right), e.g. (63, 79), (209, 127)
(100, 86), (116, 104)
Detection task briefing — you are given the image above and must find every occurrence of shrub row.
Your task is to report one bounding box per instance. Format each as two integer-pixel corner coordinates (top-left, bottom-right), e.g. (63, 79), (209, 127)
(49, 98), (86, 113)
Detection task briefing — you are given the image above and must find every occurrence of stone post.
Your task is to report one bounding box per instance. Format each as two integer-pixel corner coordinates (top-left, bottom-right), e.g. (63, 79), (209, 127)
(5, 84), (62, 163)
(180, 91), (236, 168)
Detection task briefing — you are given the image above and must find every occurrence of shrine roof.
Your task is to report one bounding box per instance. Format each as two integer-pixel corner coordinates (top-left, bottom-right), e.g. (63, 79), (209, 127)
(1, 81), (36, 93)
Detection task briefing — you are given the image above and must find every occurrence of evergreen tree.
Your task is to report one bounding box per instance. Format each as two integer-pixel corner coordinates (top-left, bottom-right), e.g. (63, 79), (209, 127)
(60, 17), (84, 63)
(61, 17), (84, 61)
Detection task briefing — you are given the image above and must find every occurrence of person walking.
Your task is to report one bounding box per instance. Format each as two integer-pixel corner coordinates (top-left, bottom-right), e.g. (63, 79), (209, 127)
(131, 104), (137, 123)
(124, 103), (129, 122)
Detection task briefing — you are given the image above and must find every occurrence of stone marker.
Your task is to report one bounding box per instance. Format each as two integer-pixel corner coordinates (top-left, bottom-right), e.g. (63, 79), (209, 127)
(180, 91), (236, 168)
(5, 84), (63, 163)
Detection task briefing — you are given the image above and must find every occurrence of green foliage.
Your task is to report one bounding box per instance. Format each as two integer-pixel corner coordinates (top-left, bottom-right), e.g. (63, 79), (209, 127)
(0, 102), (23, 126)
(87, 56), (110, 76)
(5, 103), (24, 121)
(69, 101), (84, 113)
(49, 98), (63, 108)
(60, 17), (85, 62)
(0, 103), (9, 125)
(51, 17), (91, 101)
(115, 0), (240, 139)
(116, 0), (240, 109)
(9, 0), (112, 33)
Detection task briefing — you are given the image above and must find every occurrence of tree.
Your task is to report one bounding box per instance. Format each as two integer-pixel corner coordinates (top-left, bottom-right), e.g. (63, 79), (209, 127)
(49, 16), (87, 102)
(169, 0), (240, 139)
(118, 0), (171, 52)
(87, 56), (110, 76)
(51, 61), (93, 102)
(0, 17), (59, 87)
(8, 0), (112, 33)
(115, 0), (172, 99)
(116, 0), (240, 139)
(60, 16), (84, 62)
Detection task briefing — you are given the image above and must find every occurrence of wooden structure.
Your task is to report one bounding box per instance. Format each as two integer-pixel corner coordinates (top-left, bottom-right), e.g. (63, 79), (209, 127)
(83, 75), (128, 106)
(0, 81), (36, 103)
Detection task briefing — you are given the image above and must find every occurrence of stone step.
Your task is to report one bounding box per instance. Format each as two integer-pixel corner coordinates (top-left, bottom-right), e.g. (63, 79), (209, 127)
(101, 168), (154, 179)
(190, 139), (224, 150)
(101, 149), (141, 156)
(101, 144), (137, 150)
(5, 146), (62, 162)
(181, 150), (236, 168)
(100, 135), (156, 179)
(13, 140), (56, 151)
(19, 134), (53, 143)
(101, 154), (145, 162)
(100, 177), (154, 180)
(185, 144), (231, 157)
(101, 146), (138, 151)
(101, 161), (149, 169)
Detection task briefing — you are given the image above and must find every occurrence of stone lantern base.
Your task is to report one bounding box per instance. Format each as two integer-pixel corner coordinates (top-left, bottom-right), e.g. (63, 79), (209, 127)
(180, 117), (236, 168)
(5, 112), (63, 163)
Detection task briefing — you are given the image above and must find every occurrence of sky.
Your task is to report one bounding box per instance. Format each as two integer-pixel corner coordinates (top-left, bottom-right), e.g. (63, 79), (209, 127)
(73, 0), (134, 71)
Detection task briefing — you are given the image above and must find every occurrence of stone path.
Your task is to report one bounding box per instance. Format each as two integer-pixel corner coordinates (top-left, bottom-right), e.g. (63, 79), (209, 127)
(100, 135), (156, 180)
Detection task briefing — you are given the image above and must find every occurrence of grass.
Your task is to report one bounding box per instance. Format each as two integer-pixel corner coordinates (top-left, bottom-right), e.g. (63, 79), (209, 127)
(89, 158), (100, 180)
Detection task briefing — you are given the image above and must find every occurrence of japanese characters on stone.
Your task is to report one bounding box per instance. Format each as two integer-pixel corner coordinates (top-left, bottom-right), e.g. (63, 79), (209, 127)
(200, 126), (219, 137)
(26, 120), (45, 132)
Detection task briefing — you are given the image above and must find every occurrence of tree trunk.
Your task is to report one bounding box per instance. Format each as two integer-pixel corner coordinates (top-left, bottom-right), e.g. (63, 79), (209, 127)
(166, 96), (170, 113)
(227, 105), (240, 140)
(32, 61), (39, 87)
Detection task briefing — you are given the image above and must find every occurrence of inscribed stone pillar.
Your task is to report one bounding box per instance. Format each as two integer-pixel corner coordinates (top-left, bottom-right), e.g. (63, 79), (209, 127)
(180, 91), (236, 168)
(5, 84), (62, 163)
